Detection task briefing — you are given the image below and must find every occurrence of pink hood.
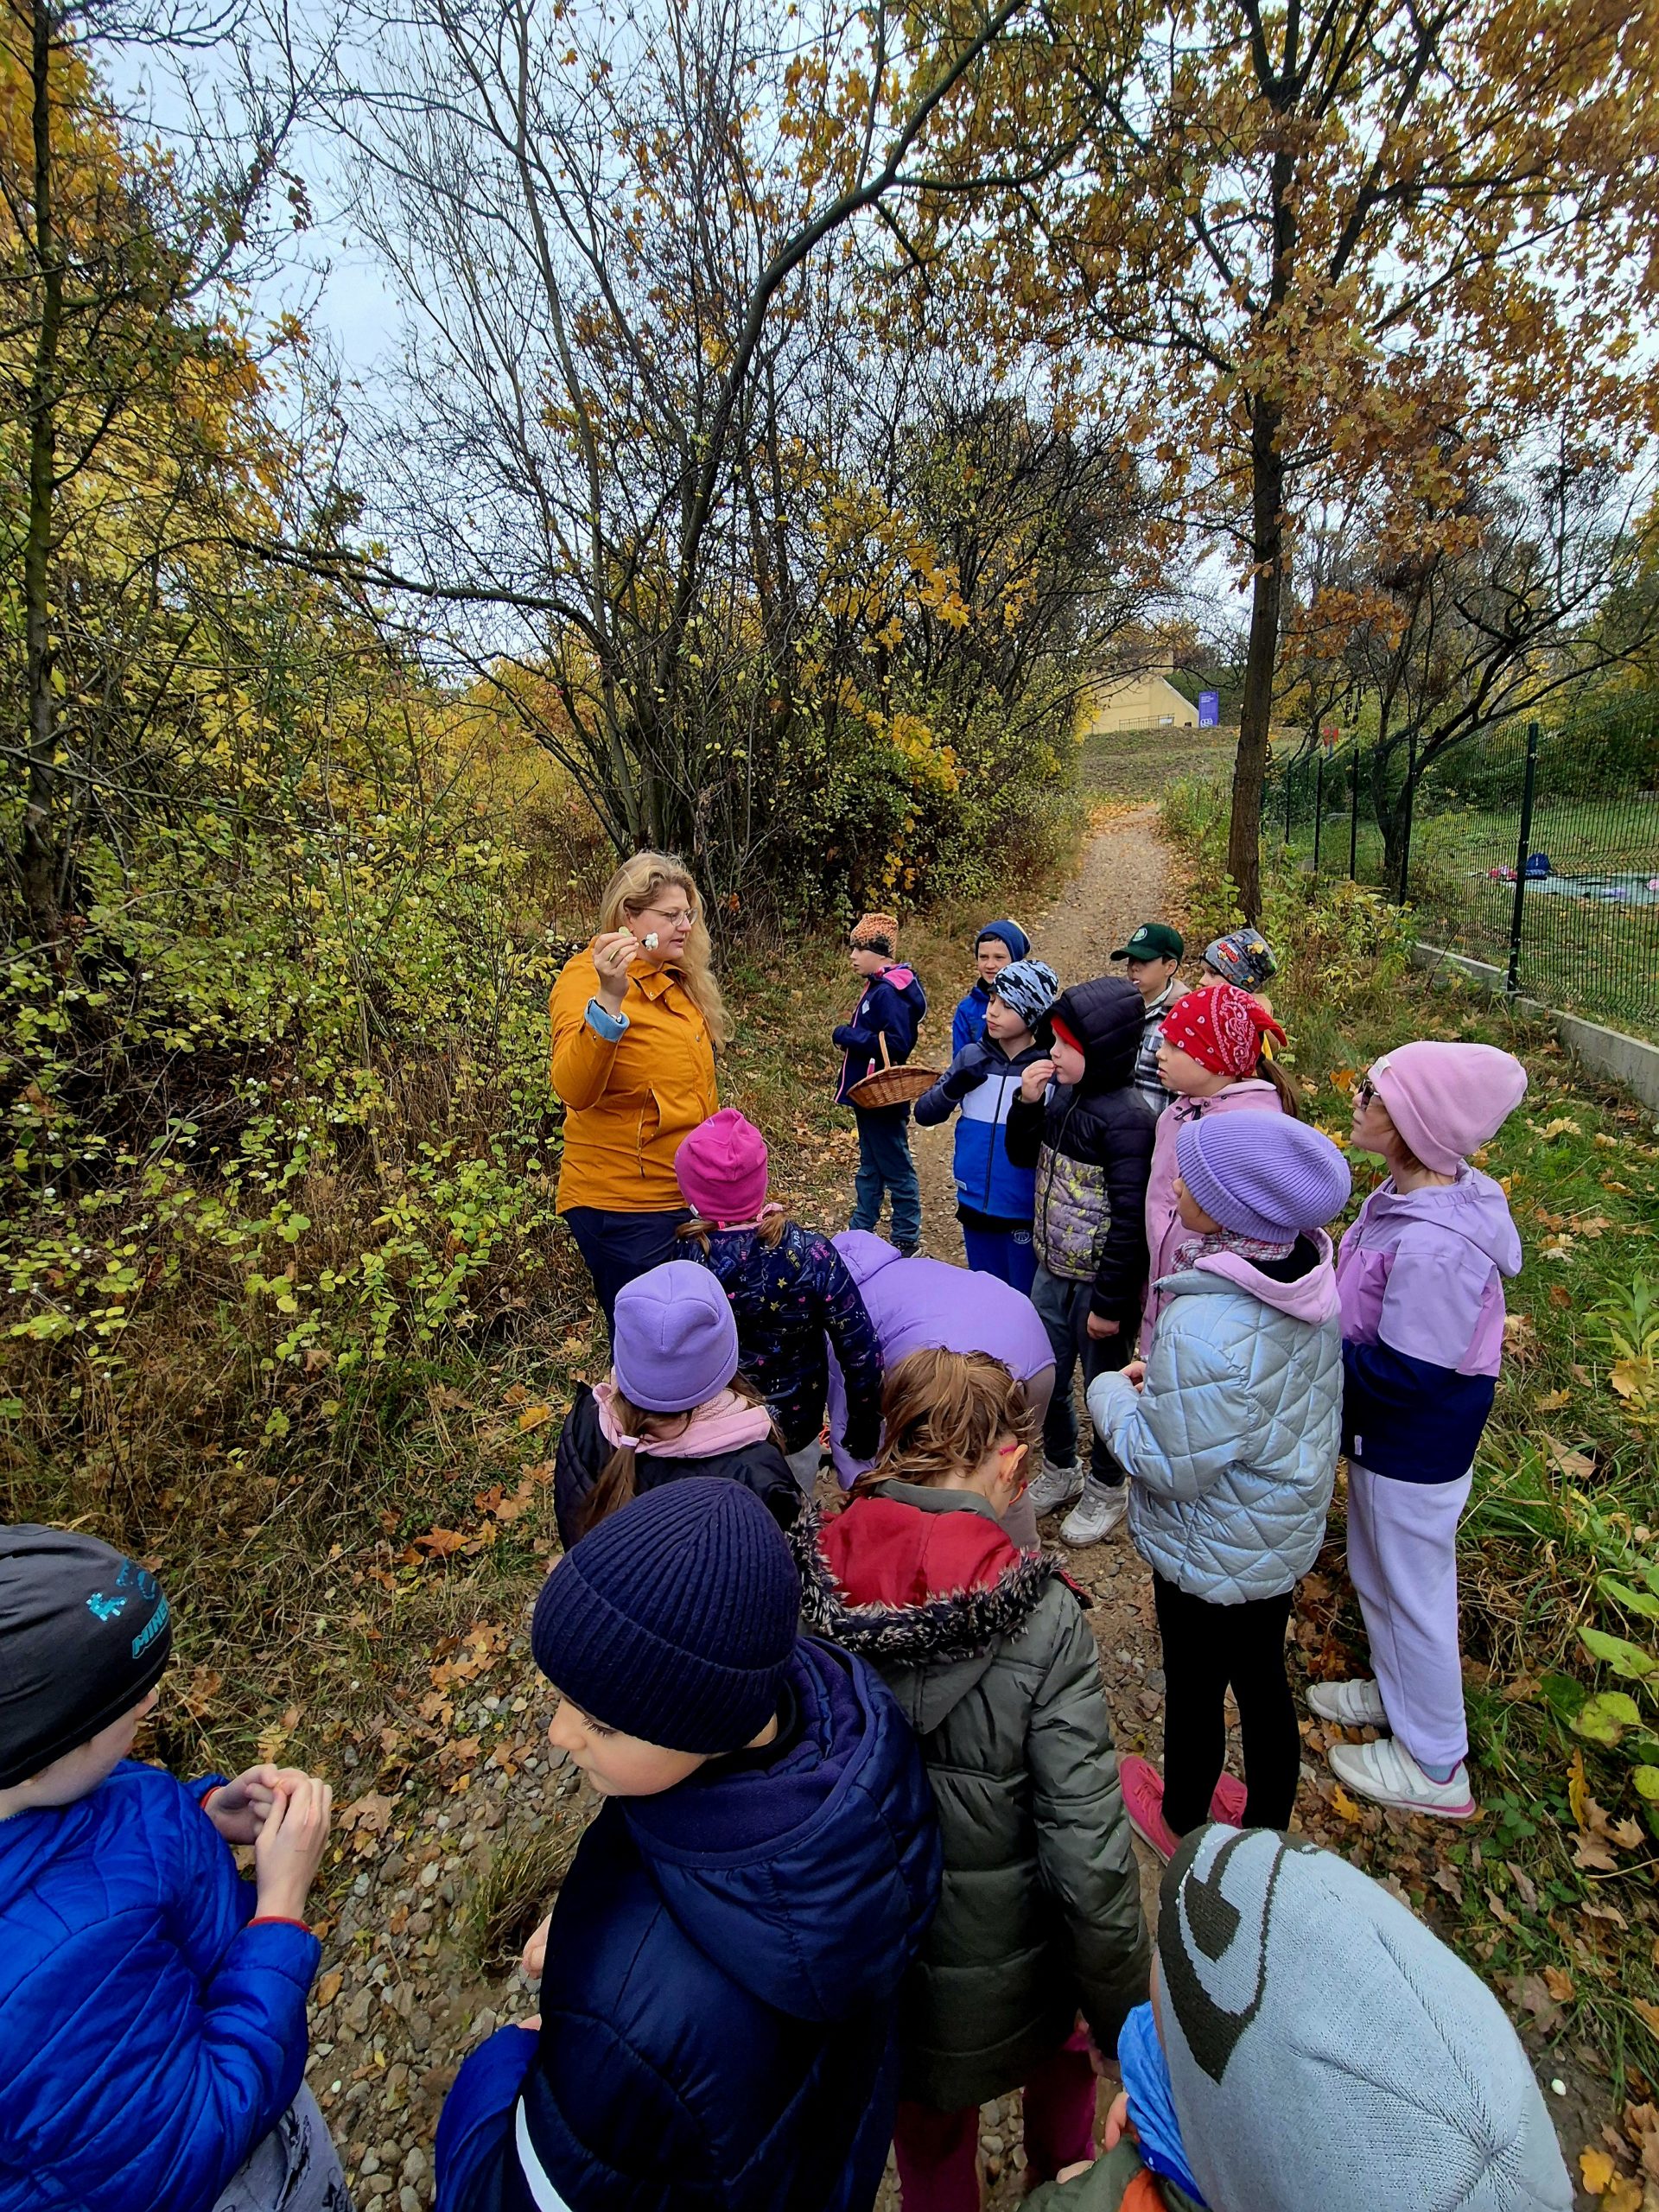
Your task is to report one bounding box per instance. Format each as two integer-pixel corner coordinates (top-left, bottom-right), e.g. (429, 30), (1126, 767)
(594, 1382), (775, 1459)
(1141, 1080), (1286, 1345)
(1190, 1228), (1340, 1325)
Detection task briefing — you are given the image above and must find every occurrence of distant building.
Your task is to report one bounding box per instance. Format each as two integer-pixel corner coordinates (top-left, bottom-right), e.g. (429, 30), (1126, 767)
(1079, 661), (1200, 736)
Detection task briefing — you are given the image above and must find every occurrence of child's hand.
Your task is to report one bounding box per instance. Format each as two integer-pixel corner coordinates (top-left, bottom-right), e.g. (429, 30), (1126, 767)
(1124, 1359), (1147, 1392)
(1019, 1058), (1055, 1103)
(592, 929), (640, 1012)
(253, 1770), (333, 1923)
(1085, 1313), (1120, 1340)
(522, 1912), (553, 1981)
(205, 1764), (307, 1845)
(1102, 2088), (1136, 2152)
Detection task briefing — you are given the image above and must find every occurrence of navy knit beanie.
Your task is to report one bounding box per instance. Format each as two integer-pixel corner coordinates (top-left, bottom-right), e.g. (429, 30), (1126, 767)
(531, 1479), (800, 1752)
(0, 1525), (172, 1789)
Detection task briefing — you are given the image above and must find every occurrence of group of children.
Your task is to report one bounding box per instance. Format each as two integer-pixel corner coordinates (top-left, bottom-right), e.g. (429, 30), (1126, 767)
(0, 910), (1555, 2212)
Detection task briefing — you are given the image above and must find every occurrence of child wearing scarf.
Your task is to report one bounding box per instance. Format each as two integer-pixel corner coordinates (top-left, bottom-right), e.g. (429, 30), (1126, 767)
(552, 1259), (799, 1542)
(1141, 982), (1297, 1352)
(1090, 1116), (1351, 1857)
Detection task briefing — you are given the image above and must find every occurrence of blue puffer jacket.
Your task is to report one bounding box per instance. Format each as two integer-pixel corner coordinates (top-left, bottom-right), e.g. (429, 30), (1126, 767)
(435, 1637), (940, 2212)
(690, 1221), (884, 1454)
(915, 1038), (1048, 1224)
(0, 1762), (320, 2212)
(1087, 1235), (1344, 1604)
(833, 966), (928, 1106)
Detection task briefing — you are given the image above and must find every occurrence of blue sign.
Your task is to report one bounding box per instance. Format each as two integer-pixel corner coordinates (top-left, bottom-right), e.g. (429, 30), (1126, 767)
(1198, 690), (1220, 727)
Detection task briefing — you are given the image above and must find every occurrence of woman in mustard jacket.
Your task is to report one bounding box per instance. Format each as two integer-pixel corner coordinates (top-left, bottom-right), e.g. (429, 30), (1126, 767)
(549, 852), (724, 1326)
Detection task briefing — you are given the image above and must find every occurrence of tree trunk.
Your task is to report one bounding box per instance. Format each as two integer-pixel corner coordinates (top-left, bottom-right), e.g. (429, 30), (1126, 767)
(1229, 402), (1287, 920)
(19, 0), (63, 944)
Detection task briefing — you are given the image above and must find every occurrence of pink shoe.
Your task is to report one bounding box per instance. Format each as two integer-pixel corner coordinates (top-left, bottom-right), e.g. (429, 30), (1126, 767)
(1119, 1755), (1181, 1861)
(1209, 1772), (1249, 1827)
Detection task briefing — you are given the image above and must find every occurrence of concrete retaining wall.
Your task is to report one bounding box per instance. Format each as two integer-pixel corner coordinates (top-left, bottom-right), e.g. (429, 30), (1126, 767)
(1411, 943), (1659, 1115)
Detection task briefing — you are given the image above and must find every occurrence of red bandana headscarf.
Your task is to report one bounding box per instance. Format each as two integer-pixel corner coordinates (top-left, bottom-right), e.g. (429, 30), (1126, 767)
(1160, 982), (1287, 1079)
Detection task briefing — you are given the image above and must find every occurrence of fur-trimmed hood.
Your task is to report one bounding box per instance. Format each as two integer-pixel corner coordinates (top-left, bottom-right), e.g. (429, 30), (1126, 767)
(791, 1487), (1079, 1732)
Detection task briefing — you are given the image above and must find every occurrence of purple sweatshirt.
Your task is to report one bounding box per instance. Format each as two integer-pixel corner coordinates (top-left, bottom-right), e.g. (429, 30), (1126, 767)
(1334, 1165), (1522, 1483)
(823, 1231), (1055, 1483)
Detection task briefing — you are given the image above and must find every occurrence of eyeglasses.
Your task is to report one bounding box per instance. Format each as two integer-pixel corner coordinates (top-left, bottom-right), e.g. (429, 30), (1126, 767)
(640, 905), (695, 929)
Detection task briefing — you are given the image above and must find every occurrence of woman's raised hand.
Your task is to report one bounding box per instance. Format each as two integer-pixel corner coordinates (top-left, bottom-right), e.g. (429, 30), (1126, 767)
(592, 929), (640, 1013)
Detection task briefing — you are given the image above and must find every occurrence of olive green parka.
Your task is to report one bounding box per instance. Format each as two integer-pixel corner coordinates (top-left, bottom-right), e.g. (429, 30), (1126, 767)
(795, 1483), (1149, 2110)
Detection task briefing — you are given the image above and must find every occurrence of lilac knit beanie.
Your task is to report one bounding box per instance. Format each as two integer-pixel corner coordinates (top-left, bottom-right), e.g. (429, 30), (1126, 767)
(1178, 1114), (1352, 1243)
(1368, 1041), (1528, 1174)
(611, 1260), (739, 1414)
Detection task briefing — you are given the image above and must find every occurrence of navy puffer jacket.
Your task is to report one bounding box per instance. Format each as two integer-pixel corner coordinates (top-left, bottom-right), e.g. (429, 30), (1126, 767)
(1004, 976), (1155, 1324)
(435, 1637), (941, 2212)
(689, 1221), (884, 1455)
(0, 1762), (319, 2212)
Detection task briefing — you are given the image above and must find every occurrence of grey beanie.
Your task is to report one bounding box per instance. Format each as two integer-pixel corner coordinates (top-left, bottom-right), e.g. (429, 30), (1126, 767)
(988, 958), (1058, 1035)
(1158, 1827), (1573, 2212)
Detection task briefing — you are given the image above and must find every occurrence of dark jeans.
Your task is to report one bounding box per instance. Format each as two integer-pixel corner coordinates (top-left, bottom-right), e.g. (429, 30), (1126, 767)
(1154, 1573), (1300, 1835)
(960, 1219), (1038, 1295)
(1030, 1264), (1130, 1484)
(849, 1106), (921, 1249)
(563, 1205), (689, 1336)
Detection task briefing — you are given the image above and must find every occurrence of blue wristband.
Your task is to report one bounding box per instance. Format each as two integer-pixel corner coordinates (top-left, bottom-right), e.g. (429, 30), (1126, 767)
(584, 997), (630, 1041)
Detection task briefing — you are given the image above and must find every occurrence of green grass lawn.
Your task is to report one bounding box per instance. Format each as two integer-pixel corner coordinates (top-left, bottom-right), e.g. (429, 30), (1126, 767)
(1079, 721), (1237, 802)
(1168, 772), (1659, 2170)
(1276, 786), (1659, 1042)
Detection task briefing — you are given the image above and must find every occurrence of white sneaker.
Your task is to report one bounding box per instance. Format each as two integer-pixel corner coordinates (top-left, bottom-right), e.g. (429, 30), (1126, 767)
(1028, 1460), (1085, 1516)
(1328, 1735), (1477, 1821)
(1060, 1477), (1128, 1547)
(1306, 1677), (1389, 1728)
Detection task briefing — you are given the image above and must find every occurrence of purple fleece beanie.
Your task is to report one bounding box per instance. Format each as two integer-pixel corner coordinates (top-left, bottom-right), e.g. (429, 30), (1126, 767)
(1369, 1041), (1528, 1173)
(1178, 1115), (1352, 1242)
(611, 1260), (739, 1414)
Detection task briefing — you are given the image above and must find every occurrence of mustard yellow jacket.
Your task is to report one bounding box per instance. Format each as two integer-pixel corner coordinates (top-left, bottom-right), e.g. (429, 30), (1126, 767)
(548, 946), (719, 1211)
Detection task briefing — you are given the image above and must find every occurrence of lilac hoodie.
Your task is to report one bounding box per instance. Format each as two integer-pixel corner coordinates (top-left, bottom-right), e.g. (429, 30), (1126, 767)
(1334, 1164), (1522, 1483)
(1141, 1079), (1286, 1348)
(823, 1231), (1054, 1483)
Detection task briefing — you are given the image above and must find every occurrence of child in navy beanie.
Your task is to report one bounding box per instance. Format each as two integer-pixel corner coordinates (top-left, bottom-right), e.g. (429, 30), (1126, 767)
(0, 1525), (344, 2212)
(1089, 1116), (1351, 1859)
(435, 1479), (940, 2212)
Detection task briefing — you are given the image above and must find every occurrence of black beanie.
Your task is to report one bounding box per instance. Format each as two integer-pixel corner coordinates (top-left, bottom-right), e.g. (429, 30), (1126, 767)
(0, 1525), (173, 1789)
(531, 1480), (799, 1753)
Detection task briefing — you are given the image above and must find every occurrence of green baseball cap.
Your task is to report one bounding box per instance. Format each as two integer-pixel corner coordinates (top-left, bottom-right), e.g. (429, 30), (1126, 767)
(1112, 921), (1185, 963)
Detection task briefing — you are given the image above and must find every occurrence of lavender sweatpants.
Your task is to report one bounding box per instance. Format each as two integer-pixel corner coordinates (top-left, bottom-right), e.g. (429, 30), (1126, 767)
(1345, 1461), (1474, 1771)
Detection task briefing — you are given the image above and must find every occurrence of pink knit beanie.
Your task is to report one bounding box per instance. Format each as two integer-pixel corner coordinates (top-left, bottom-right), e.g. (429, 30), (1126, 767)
(1369, 1042), (1528, 1173)
(675, 1108), (771, 1224)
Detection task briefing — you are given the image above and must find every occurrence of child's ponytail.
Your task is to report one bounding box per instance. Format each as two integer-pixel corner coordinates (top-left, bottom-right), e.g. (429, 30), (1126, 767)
(677, 1211), (788, 1252)
(1260, 1055), (1302, 1119)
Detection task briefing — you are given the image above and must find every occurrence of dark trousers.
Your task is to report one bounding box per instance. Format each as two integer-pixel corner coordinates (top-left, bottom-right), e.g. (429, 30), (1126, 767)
(849, 1106), (921, 1249)
(562, 1205), (688, 1336)
(960, 1219), (1039, 1296)
(1030, 1264), (1130, 1484)
(1153, 1573), (1299, 1835)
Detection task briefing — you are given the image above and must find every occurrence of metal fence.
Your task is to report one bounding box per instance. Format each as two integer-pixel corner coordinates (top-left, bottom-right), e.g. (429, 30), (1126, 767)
(1268, 710), (1659, 1041)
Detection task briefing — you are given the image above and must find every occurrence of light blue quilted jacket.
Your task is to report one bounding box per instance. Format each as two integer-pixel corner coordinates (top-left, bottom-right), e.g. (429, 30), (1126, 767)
(1088, 1234), (1344, 1604)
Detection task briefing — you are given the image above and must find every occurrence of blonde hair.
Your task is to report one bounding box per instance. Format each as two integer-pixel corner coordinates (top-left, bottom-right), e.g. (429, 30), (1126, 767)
(599, 851), (730, 1046)
(579, 1373), (775, 1535)
(677, 1213), (788, 1252)
(852, 1347), (1034, 1499)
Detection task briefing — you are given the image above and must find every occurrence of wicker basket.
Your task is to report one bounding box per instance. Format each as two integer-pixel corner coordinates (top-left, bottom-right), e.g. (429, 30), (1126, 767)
(846, 1033), (941, 1109)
